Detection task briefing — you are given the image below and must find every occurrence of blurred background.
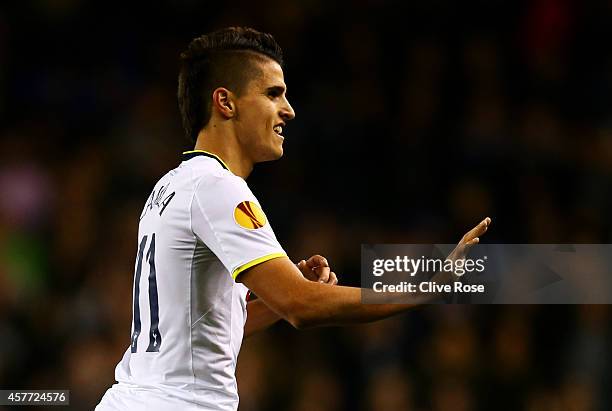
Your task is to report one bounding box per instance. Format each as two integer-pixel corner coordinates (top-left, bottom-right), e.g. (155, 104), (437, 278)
(1, 0), (612, 410)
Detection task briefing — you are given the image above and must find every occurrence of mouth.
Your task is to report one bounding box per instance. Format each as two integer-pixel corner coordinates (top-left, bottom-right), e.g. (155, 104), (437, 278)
(273, 123), (284, 139)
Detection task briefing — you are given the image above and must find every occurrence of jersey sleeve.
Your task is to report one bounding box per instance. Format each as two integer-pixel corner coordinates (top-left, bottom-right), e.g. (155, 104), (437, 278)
(191, 174), (286, 279)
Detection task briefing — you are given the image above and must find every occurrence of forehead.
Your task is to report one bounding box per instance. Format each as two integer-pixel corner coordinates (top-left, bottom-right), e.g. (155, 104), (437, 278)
(247, 59), (286, 90)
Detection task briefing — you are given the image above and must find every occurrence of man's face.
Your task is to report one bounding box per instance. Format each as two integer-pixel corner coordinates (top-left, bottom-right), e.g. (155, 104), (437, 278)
(233, 59), (295, 162)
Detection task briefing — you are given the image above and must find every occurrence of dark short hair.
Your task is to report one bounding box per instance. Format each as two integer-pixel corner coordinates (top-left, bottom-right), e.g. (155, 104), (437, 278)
(178, 27), (284, 142)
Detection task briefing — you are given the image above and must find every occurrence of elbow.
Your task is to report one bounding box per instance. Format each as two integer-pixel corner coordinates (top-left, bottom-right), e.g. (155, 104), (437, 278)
(284, 300), (320, 330)
(287, 315), (304, 329)
(265, 282), (328, 329)
(287, 312), (314, 330)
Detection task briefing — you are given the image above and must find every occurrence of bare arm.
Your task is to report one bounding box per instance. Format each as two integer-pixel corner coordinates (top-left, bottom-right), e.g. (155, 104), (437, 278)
(239, 218), (491, 329)
(240, 258), (414, 328)
(243, 255), (339, 336)
(244, 298), (281, 337)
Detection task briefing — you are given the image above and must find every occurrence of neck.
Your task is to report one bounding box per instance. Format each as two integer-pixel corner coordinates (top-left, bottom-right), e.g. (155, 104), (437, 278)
(193, 125), (253, 179)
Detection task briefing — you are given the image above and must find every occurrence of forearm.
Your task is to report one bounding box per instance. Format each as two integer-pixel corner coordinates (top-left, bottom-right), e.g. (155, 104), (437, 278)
(244, 299), (282, 337)
(285, 280), (440, 328)
(241, 257), (458, 329)
(241, 218), (490, 329)
(301, 267), (464, 327)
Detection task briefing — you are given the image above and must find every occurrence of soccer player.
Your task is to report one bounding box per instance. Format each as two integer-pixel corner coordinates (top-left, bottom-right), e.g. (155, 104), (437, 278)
(96, 27), (491, 411)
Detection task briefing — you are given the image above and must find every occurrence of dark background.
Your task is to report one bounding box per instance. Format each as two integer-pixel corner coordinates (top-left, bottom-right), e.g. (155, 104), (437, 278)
(1, 0), (611, 410)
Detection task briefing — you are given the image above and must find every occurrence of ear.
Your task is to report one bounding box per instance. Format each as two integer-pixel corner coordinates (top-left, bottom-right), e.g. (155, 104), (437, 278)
(212, 88), (235, 119)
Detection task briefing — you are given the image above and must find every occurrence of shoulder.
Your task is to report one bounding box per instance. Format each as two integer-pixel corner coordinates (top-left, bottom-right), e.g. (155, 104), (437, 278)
(188, 162), (258, 216)
(195, 168), (252, 198)
(182, 157), (250, 194)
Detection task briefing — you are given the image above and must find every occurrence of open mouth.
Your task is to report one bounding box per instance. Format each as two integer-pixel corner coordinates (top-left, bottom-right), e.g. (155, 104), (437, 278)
(273, 124), (284, 138)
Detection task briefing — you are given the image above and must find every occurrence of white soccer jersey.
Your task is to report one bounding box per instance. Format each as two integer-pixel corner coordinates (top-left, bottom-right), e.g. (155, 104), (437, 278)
(96, 150), (286, 411)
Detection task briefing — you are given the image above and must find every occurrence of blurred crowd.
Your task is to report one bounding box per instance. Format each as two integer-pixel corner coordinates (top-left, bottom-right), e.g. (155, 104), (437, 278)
(1, 0), (612, 410)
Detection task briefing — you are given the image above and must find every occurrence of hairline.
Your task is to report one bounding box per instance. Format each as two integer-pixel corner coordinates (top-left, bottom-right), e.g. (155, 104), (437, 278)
(222, 50), (283, 96)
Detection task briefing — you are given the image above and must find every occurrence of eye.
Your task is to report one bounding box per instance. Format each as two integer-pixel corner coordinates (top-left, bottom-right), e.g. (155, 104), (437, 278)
(266, 87), (285, 99)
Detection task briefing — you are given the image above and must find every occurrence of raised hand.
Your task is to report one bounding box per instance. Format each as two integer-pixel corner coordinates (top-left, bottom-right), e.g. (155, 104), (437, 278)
(446, 217), (492, 271)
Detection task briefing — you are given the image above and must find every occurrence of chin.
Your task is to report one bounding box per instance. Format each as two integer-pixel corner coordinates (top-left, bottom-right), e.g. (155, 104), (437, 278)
(256, 146), (284, 163)
(267, 150), (283, 162)
(274, 146), (284, 158)
(269, 141), (285, 159)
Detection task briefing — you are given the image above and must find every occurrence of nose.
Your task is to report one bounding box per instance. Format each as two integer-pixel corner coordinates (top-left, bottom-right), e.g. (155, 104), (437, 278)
(280, 97), (295, 121)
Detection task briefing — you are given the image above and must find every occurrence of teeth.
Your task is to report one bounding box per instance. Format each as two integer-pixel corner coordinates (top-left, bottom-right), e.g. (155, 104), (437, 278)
(274, 126), (283, 135)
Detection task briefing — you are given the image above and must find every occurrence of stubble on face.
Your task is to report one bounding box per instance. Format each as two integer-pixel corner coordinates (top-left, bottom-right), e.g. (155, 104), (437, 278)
(232, 59), (291, 163)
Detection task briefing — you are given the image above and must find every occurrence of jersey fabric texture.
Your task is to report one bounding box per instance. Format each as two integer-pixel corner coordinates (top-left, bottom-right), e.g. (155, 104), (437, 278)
(96, 151), (286, 411)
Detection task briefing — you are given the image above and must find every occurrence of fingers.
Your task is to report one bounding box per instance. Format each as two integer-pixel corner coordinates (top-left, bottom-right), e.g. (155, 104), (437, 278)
(306, 254), (328, 270)
(315, 266), (331, 283)
(315, 267), (337, 284)
(296, 259), (314, 280)
(296, 259), (307, 274)
(306, 254), (331, 282)
(297, 255), (338, 284)
(461, 217), (491, 244)
(449, 217), (492, 262)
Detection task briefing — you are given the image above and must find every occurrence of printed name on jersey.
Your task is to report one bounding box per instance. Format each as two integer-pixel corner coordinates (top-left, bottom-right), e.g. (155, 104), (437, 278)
(140, 183), (176, 220)
(234, 201), (267, 229)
